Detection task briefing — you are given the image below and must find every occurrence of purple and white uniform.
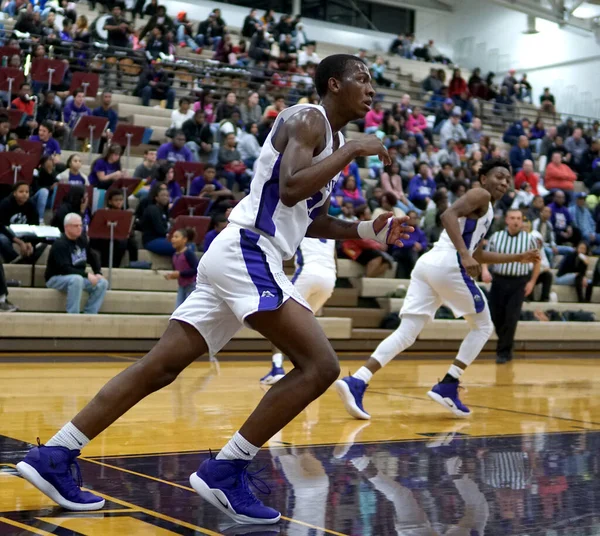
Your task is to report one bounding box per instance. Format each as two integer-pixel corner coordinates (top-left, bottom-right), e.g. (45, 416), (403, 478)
(400, 203), (493, 319)
(172, 104), (344, 356)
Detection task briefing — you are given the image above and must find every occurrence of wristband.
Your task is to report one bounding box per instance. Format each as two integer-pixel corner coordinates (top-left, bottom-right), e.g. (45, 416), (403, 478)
(357, 217), (393, 244)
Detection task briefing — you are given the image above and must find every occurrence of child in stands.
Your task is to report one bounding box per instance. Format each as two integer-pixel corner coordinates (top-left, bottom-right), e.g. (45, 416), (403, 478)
(57, 155), (89, 185)
(165, 228), (198, 307)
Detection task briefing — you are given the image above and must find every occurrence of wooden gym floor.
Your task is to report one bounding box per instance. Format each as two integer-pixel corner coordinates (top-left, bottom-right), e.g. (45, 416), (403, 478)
(0, 352), (599, 535)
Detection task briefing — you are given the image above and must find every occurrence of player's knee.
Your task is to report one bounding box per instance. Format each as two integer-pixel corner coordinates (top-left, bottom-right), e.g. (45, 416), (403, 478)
(315, 353), (340, 392)
(138, 359), (182, 392)
(473, 314), (494, 339)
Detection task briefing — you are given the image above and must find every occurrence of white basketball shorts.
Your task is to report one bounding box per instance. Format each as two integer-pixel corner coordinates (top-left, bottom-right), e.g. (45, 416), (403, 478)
(171, 224), (310, 356)
(400, 248), (488, 320)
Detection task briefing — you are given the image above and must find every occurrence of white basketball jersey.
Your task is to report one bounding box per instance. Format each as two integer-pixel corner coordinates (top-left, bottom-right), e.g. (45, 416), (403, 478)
(228, 104), (344, 260)
(434, 203), (494, 254)
(295, 237), (337, 276)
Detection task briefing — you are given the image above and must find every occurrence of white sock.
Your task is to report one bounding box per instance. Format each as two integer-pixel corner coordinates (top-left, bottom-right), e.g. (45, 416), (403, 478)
(216, 431), (260, 461)
(0, 294), (6, 303)
(448, 364), (464, 379)
(352, 366), (373, 384)
(46, 422), (90, 451)
(272, 353), (283, 368)
(371, 314), (427, 368)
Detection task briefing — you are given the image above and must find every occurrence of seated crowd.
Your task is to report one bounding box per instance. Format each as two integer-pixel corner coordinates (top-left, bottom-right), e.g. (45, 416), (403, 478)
(1, 0), (600, 317)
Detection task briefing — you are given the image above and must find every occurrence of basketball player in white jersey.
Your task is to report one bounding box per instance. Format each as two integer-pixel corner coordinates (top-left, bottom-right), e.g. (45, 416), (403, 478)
(336, 158), (539, 421)
(261, 236), (337, 385)
(16, 55), (413, 525)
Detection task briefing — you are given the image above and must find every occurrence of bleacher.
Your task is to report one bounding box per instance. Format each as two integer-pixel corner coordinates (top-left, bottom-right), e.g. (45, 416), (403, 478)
(2, 2), (600, 355)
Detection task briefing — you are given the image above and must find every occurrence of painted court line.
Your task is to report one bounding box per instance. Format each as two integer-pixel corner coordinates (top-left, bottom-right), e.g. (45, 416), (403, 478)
(84, 458), (349, 536)
(0, 516), (54, 535)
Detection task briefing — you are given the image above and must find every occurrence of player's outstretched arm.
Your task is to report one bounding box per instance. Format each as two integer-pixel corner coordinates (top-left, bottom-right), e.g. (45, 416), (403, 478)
(306, 196), (413, 247)
(277, 109), (390, 207)
(473, 244), (541, 266)
(441, 188), (492, 278)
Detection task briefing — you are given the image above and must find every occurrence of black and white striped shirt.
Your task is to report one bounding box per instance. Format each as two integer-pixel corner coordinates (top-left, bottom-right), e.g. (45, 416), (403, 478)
(486, 230), (536, 277)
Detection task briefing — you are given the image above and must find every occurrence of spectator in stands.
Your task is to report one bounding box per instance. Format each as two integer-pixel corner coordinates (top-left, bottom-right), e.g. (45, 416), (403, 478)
(176, 11), (200, 52)
(215, 92), (241, 123)
(242, 8), (261, 38)
(570, 193), (597, 246)
(466, 117), (484, 145)
(182, 110), (215, 165)
(422, 68), (442, 94)
(527, 194), (545, 222)
(163, 227), (198, 307)
(30, 121), (61, 161)
(258, 109), (278, 145)
(189, 164), (231, 200)
(437, 139), (461, 169)
(529, 118), (545, 154)
(493, 86), (514, 117)
(449, 179), (468, 205)
(555, 241), (589, 302)
(213, 33), (236, 64)
(137, 62), (176, 110)
(364, 100), (384, 134)
(405, 106), (431, 148)
(540, 87), (556, 114)
(145, 25), (170, 61)
(448, 68), (467, 98)
(238, 122), (261, 170)
(74, 15), (91, 44)
(467, 67), (485, 98)
(170, 97), (194, 132)
(517, 74), (532, 103)
(0, 182), (38, 239)
(453, 91), (474, 124)
(132, 149), (159, 198)
(338, 201), (357, 222)
(503, 118), (530, 146)
(88, 144), (122, 190)
(546, 135), (571, 163)
(30, 156), (58, 224)
(298, 42), (320, 66)
(370, 56), (393, 88)
(514, 159), (539, 195)
(203, 213), (228, 252)
(558, 117), (575, 139)
(90, 189), (138, 268)
(532, 204), (568, 263)
(63, 88), (91, 150)
(149, 163), (180, 205)
(104, 4), (132, 48)
(36, 91), (68, 143)
(527, 231), (553, 302)
(565, 127), (588, 174)
(280, 34), (298, 61)
(240, 92), (262, 125)
(140, 5), (173, 41)
(218, 132), (248, 192)
(540, 125), (557, 159)
(194, 12), (218, 50)
(408, 162), (436, 211)
(335, 176), (365, 208)
(433, 98), (454, 131)
(371, 192), (406, 220)
(57, 154), (88, 186)
(341, 205), (393, 278)
(141, 183), (173, 256)
(0, 114), (10, 152)
(545, 151), (577, 195)
(502, 69), (519, 97)
(391, 210), (427, 278)
(11, 83), (37, 136)
(263, 95), (287, 119)
(249, 29), (272, 64)
(423, 190), (448, 244)
(90, 91), (117, 152)
(45, 212), (107, 314)
(511, 181), (535, 210)
(439, 108), (466, 148)
(157, 130), (193, 164)
(509, 136), (533, 172)
(434, 161), (454, 189)
(550, 190), (581, 246)
(41, 10), (59, 38)
(419, 143), (441, 174)
(397, 143), (416, 182)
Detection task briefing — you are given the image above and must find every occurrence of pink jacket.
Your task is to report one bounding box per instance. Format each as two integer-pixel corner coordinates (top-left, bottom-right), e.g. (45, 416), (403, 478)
(380, 172), (404, 199)
(365, 109), (384, 129)
(406, 113), (427, 133)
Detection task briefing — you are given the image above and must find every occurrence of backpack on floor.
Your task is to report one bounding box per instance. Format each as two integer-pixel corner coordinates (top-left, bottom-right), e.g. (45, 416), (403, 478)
(380, 312), (400, 329)
(562, 310), (596, 322)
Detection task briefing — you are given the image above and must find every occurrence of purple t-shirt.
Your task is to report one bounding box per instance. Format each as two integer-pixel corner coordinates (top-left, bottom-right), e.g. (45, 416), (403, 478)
(189, 175), (222, 197)
(172, 249), (197, 288)
(65, 172), (86, 185)
(156, 142), (192, 163)
(89, 159), (120, 186)
(30, 135), (61, 156)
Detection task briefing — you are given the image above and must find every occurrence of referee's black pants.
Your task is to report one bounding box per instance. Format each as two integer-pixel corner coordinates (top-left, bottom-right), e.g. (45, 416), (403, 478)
(489, 274), (530, 360)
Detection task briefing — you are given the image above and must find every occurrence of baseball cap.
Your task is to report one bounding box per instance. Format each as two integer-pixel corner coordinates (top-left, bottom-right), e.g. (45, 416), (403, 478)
(444, 98), (453, 105)
(575, 192), (587, 199)
(451, 106), (462, 117)
(177, 11), (187, 22)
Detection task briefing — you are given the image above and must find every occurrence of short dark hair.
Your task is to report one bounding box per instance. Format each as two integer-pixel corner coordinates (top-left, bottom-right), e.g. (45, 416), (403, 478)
(204, 164), (216, 172)
(175, 226), (197, 242)
(274, 94), (285, 102)
(73, 87), (85, 97)
(314, 54), (365, 98)
(179, 97), (191, 106)
(20, 82), (30, 89)
(479, 157), (510, 179)
(106, 189), (124, 206)
(40, 120), (54, 134)
(0, 115), (9, 124)
(381, 192), (397, 206)
(12, 181), (29, 192)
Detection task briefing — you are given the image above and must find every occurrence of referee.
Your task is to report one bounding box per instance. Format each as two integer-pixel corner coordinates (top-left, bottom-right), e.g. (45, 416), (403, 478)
(482, 209), (540, 364)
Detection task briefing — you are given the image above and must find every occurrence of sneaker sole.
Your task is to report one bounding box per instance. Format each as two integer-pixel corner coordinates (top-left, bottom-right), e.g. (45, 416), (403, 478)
(189, 472), (281, 525)
(426, 390), (471, 418)
(334, 380), (370, 420)
(16, 461), (105, 511)
(259, 374), (285, 386)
